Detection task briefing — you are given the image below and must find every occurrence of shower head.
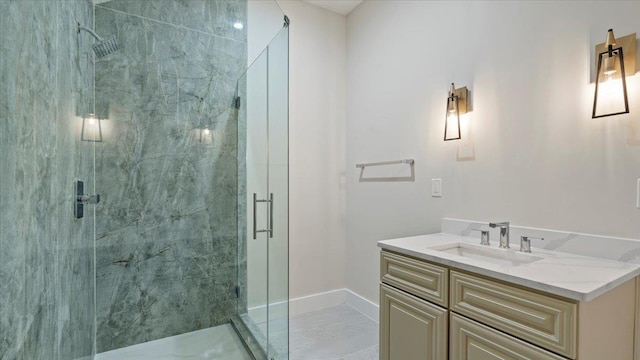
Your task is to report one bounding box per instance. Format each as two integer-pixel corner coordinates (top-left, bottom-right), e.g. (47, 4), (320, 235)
(92, 36), (119, 58)
(77, 23), (119, 58)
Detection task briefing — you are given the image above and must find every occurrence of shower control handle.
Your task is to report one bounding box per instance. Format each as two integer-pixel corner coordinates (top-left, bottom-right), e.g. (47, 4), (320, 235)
(78, 194), (101, 204)
(75, 180), (100, 219)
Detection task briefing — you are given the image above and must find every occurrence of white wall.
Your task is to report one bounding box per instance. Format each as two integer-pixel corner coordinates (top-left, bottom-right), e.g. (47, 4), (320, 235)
(277, 0), (348, 299)
(248, 0), (285, 65)
(346, 1), (640, 304)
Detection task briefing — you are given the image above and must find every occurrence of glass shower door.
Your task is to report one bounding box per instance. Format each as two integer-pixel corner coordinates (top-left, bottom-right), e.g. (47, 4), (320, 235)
(241, 47), (270, 355)
(237, 24), (289, 360)
(266, 26), (289, 360)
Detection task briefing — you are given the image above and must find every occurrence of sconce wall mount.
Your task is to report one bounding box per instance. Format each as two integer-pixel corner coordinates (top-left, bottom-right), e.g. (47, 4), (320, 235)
(594, 31), (636, 81)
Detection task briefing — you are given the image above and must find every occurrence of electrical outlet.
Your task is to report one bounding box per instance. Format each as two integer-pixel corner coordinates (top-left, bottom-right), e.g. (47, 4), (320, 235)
(431, 179), (442, 197)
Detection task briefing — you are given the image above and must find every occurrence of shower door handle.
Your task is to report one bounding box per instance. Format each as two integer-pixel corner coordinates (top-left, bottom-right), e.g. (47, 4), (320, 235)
(253, 193), (273, 239)
(253, 193), (257, 239)
(269, 193), (274, 239)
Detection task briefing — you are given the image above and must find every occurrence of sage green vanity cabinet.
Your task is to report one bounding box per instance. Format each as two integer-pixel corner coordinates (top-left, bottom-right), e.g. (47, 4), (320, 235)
(380, 249), (637, 360)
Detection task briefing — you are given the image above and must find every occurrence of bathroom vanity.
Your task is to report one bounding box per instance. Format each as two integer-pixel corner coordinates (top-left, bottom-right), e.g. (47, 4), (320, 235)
(378, 233), (640, 360)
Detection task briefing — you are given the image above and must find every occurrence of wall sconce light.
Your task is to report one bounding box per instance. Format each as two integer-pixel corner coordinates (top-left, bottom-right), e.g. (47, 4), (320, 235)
(592, 29), (636, 118)
(81, 113), (103, 142)
(444, 83), (468, 141)
(200, 127), (211, 142)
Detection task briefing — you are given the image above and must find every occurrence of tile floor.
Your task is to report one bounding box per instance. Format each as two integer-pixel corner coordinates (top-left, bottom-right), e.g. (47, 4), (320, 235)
(288, 304), (379, 360)
(95, 324), (252, 360)
(94, 304), (379, 360)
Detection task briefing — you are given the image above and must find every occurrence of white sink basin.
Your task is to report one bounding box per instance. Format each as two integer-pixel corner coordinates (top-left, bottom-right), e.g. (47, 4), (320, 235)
(432, 243), (543, 267)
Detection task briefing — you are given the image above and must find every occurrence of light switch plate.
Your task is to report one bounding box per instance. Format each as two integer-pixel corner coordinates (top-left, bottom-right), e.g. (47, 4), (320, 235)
(431, 178), (442, 197)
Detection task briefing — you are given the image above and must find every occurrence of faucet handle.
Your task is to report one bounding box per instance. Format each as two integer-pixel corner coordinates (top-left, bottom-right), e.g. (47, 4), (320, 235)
(520, 236), (544, 253)
(471, 229), (490, 246)
(489, 222), (509, 229)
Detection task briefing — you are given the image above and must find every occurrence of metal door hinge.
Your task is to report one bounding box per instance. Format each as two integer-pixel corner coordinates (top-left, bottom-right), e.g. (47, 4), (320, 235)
(235, 285), (240, 298)
(284, 15), (290, 27)
(235, 96), (241, 109)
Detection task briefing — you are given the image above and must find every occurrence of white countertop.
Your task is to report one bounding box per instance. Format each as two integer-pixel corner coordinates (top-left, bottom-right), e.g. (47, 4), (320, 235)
(378, 233), (640, 302)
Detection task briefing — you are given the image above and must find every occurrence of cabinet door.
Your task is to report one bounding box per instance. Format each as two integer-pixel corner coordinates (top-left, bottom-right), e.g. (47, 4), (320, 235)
(380, 284), (447, 360)
(450, 313), (564, 360)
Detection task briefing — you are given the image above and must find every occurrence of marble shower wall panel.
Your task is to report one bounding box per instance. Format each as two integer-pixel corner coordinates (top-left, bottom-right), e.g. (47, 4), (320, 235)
(0, 3), (51, 357)
(55, 1), (96, 359)
(93, 1), (246, 352)
(0, 1), (95, 359)
(97, 0), (246, 43)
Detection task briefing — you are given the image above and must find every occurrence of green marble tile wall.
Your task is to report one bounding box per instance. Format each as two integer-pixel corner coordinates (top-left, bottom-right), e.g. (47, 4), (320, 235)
(92, 0), (247, 352)
(0, 1), (95, 359)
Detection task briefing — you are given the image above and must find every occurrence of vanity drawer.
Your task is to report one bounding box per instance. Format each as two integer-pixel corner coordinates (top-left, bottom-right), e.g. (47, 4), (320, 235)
(450, 271), (577, 359)
(380, 250), (448, 307)
(450, 312), (565, 360)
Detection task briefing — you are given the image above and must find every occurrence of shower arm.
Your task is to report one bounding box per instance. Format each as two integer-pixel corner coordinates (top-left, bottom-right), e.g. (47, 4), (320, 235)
(77, 23), (103, 42)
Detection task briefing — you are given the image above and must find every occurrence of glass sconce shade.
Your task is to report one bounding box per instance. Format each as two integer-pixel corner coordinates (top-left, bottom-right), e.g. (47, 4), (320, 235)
(593, 46), (629, 118)
(444, 92), (461, 141)
(592, 29), (636, 119)
(199, 126), (213, 145)
(81, 114), (103, 142)
(444, 83), (467, 141)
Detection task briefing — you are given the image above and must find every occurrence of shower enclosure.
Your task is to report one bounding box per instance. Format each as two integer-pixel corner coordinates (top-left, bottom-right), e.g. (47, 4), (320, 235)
(0, 0), (288, 359)
(234, 15), (290, 359)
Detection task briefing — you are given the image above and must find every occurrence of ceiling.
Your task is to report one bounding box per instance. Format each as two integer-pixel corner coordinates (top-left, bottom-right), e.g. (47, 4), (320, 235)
(302, 0), (364, 15)
(93, 0), (364, 16)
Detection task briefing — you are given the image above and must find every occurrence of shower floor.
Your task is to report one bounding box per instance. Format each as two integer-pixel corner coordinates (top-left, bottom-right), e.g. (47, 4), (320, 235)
(95, 324), (252, 360)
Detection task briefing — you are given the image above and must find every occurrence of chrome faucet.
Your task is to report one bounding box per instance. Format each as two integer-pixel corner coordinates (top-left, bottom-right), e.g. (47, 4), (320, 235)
(489, 222), (510, 249)
(520, 236), (544, 253)
(471, 229), (490, 246)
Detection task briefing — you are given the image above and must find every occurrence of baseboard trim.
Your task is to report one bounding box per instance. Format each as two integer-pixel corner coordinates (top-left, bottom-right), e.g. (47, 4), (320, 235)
(289, 288), (379, 323)
(289, 288), (346, 316)
(344, 289), (379, 323)
(247, 299), (288, 324)
(247, 288), (380, 323)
